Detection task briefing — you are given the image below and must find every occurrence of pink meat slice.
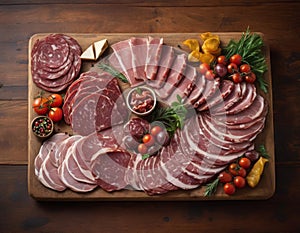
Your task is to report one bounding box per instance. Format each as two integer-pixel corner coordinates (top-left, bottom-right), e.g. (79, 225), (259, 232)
(197, 80), (234, 112)
(166, 65), (197, 103)
(111, 40), (143, 86)
(217, 83), (257, 115)
(154, 53), (187, 99)
(39, 156), (66, 191)
(186, 73), (206, 105)
(91, 150), (131, 192)
(210, 82), (243, 114)
(58, 156), (97, 192)
(193, 78), (221, 108)
(130, 37), (148, 81)
(145, 37), (164, 80)
(146, 45), (175, 88)
(210, 95), (267, 125)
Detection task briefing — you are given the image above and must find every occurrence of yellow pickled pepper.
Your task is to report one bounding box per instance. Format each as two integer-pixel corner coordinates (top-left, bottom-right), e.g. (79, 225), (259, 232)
(246, 157), (269, 188)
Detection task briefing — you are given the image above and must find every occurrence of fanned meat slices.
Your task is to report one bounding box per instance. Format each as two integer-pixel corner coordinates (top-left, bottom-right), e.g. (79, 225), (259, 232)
(145, 37), (164, 80)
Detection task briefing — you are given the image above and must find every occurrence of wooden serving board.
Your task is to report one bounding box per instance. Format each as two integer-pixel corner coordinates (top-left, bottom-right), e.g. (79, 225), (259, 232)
(28, 33), (275, 201)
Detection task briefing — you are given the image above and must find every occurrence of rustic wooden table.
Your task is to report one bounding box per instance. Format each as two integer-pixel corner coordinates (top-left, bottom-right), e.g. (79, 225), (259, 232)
(0, 1), (299, 232)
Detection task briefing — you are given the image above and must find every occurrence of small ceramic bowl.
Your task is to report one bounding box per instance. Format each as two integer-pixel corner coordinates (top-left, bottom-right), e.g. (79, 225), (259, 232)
(31, 116), (54, 138)
(126, 86), (157, 116)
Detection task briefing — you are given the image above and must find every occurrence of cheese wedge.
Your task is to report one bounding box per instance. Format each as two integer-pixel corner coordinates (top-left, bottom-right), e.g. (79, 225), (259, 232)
(80, 39), (108, 61)
(94, 39), (108, 60)
(80, 44), (95, 60)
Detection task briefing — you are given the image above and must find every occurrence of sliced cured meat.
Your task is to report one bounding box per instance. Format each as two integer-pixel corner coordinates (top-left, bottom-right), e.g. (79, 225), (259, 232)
(58, 156), (97, 192)
(193, 78), (221, 108)
(91, 150), (131, 192)
(71, 93), (100, 136)
(147, 45), (175, 88)
(166, 65), (197, 103)
(198, 114), (252, 152)
(210, 83), (243, 114)
(31, 34), (82, 92)
(154, 53), (187, 99)
(129, 37), (148, 81)
(211, 95), (267, 125)
(197, 80), (234, 112)
(39, 156), (66, 191)
(145, 37), (164, 80)
(111, 39), (144, 86)
(35, 133), (70, 174)
(186, 73), (206, 105)
(217, 83), (257, 115)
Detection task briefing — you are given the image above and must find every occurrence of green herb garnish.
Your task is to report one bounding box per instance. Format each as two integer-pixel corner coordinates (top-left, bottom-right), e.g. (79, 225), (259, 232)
(223, 27), (268, 93)
(98, 63), (129, 83)
(204, 178), (219, 196)
(149, 95), (188, 137)
(258, 144), (270, 159)
(142, 154), (150, 160)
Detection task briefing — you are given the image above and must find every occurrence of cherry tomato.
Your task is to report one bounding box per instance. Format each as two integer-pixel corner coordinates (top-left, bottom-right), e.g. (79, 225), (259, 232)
(137, 143), (148, 154)
(239, 157), (251, 169)
(205, 69), (215, 80)
(234, 176), (246, 188)
(199, 63), (210, 75)
(244, 72), (256, 83)
(227, 63), (238, 74)
(230, 54), (242, 66)
(217, 55), (227, 65)
(33, 97), (49, 115)
(229, 163), (239, 176)
(48, 94), (63, 107)
(142, 134), (155, 147)
(48, 107), (63, 122)
(150, 125), (163, 137)
(218, 171), (232, 183)
(239, 64), (251, 73)
(223, 183), (236, 195)
(231, 73), (242, 83)
(238, 167), (247, 177)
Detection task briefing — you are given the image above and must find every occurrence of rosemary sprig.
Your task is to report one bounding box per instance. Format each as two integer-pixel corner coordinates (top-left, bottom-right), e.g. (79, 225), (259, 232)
(204, 178), (219, 196)
(223, 28), (268, 93)
(98, 63), (129, 83)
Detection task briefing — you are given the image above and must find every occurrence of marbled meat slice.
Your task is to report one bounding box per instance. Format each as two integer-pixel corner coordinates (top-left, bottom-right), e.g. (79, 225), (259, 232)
(91, 150), (131, 192)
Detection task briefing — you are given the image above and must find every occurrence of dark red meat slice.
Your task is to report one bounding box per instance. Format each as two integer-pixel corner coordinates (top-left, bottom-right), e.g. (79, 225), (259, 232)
(91, 150), (131, 192)
(186, 73), (206, 105)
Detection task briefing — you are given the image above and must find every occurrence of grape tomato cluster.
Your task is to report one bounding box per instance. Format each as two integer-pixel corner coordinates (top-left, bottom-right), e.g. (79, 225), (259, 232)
(200, 54), (257, 84)
(32, 93), (64, 123)
(219, 151), (259, 195)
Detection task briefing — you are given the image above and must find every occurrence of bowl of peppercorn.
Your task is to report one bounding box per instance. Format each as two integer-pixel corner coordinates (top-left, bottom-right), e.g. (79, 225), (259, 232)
(31, 116), (54, 138)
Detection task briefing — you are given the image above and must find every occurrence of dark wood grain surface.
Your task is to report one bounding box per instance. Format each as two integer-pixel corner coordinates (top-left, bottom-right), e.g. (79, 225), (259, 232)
(0, 0), (299, 232)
